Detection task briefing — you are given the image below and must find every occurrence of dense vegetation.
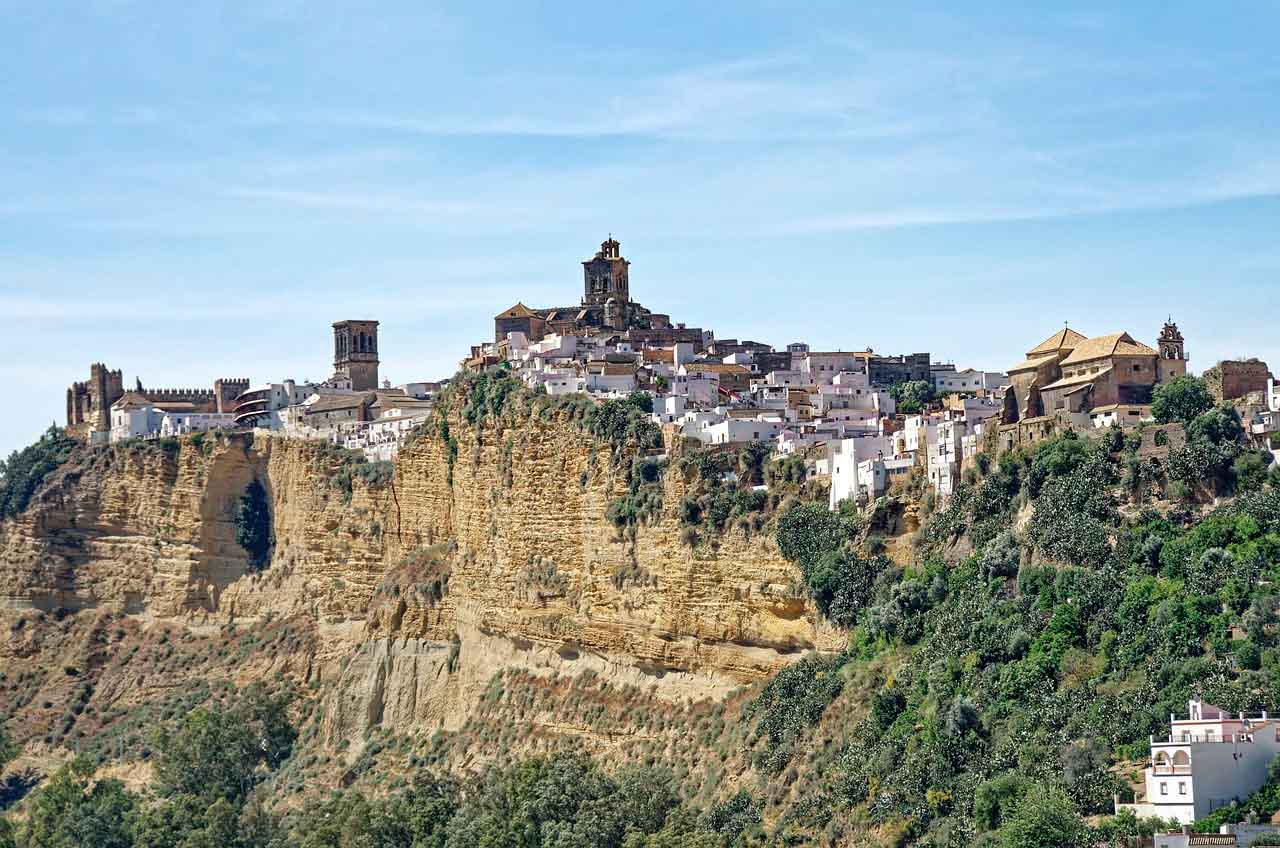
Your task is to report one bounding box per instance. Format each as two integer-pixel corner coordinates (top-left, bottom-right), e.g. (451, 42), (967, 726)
(234, 479), (273, 571)
(759, 397), (1280, 844)
(889, 381), (935, 414)
(422, 371), (662, 487)
(0, 690), (767, 848)
(0, 426), (78, 520)
(674, 441), (823, 547)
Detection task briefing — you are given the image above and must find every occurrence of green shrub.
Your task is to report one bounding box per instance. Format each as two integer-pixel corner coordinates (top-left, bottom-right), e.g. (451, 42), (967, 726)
(0, 426), (78, 520)
(234, 478), (273, 571)
(1152, 375), (1213, 424)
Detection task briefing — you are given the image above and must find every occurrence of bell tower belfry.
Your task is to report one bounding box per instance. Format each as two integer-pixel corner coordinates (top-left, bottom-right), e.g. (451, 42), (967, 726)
(582, 236), (630, 307)
(333, 320), (380, 391)
(1156, 317), (1187, 383)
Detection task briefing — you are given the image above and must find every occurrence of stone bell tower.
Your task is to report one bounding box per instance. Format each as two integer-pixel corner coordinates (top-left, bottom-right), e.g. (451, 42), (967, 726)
(333, 320), (380, 391)
(582, 236), (630, 307)
(1156, 317), (1187, 383)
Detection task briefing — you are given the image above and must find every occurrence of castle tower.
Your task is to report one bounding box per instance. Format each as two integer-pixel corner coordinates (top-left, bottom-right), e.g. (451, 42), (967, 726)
(1156, 318), (1188, 383)
(332, 320), (380, 391)
(582, 236), (630, 307)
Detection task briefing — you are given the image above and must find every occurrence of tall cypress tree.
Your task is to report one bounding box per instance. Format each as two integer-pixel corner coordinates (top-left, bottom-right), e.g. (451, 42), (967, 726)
(234, 479), (272, 571)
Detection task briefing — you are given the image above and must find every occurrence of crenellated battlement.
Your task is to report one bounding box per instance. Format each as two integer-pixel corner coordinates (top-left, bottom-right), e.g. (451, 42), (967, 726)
(145, 388), (217, 400)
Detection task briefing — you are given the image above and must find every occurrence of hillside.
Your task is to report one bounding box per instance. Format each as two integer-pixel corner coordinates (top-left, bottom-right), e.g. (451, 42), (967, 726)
(1, 375), (1279, 846)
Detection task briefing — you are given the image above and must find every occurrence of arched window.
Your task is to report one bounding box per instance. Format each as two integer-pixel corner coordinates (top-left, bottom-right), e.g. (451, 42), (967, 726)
(1172, 751), (1190, 768)
(1154, 752), (1170, 770)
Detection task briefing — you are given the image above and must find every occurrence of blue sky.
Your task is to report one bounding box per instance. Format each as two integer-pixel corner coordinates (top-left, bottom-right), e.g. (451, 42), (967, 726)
(3, 2), (1279, 456)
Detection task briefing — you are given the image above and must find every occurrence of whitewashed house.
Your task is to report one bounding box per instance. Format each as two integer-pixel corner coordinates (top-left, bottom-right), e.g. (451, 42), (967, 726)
(703, 416), (784, 445)
(158, 412), (234, 437)
(1116, 697), (1280, 825)
(932, 368), (1009, 394)
(828, 435), (896, 508)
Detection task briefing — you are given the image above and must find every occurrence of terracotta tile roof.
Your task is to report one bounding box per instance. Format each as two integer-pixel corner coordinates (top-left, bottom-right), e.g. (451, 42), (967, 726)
(1059, 332), (1156, 365)
(684, 363), (750, 374)
(1027, 327), (1087, 356)
(111, 391), (153, 410)
(1042, 366), (1112, 391)
(1008, 353), (1060, 374)
(495, 302), (538, 320)
(642, 348), (673, 363)
(306, 393), (371, 413)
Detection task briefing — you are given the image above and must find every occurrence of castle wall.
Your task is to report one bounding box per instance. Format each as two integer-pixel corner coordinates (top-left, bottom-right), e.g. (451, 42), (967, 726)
(1204, 360), (1273, 402)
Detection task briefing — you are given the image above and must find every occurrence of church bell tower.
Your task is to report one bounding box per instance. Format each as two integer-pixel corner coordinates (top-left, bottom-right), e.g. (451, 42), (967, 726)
(581, 236), (630, 307)
(333, 320), (380, 391)
(1156, 318), (1187, 383)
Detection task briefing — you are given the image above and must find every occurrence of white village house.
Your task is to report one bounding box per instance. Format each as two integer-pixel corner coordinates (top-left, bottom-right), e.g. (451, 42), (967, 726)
(1117, 697), (1280, 825)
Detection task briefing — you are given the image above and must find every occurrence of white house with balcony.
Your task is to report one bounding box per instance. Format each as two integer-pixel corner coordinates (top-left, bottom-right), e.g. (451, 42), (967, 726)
(1116, 697), (1280, 825)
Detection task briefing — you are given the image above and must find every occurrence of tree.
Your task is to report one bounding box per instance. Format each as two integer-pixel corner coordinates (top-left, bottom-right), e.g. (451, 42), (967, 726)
(997, 786), (1088, 848)
(775, 502), (847, 570)
(0, 426), (78, 520)
(19, 759), (136, 848)
(153, 686), (295, 805)
(624, 391), (654, 414)
(234, 478), (273, 571)
(890, 380), (934, 414)
(0, 722), (14, 773)
(1152, 375), (1213, 424)
(736, 441), (771, 487)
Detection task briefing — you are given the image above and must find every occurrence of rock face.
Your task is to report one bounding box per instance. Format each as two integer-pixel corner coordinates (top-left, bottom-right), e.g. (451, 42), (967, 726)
(0, 407), (839, 756)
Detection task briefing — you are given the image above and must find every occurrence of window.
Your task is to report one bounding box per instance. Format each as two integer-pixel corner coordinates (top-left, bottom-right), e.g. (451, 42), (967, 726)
(1178, 782), (1186, 795)
(1206, 729), (1215, 741)
(1160, 782), (1168, 795)
(1134, 364), (1142, 372)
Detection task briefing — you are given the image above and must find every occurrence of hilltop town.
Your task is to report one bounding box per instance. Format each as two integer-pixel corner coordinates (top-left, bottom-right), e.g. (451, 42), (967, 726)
(61, 236), (1280, 514)
(0, 232), (1275, 848)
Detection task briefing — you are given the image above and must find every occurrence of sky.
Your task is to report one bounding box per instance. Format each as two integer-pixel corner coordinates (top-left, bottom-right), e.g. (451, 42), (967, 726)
(2, 1), (1279, 456)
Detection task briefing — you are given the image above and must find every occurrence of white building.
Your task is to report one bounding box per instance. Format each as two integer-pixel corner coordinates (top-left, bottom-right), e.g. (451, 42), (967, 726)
(927, 419), (966, 500)
(1117, 697), (1280, 825)
(340, 404), (434, 461)
(702, 416), (784, 445)
(1154, 823), (1280, 847)
(931, 368), (1008, 394)
(1090, 404), (1154, 429)
(158, 412), (234, 437)
(110, 404), (159, 443)
(233, 379), (347, 430)
(796, 352), (866, 385)
(669, 372), (719, 407)
(829, 435), (896, 508)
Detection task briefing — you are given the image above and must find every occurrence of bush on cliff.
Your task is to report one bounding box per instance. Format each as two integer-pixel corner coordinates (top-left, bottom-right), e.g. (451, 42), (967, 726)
(0, 425), (78, 520)
(234, 478), (273, 571)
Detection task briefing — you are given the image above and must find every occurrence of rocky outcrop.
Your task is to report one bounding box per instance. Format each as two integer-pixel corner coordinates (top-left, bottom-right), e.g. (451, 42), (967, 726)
(0, 406), (840, 756)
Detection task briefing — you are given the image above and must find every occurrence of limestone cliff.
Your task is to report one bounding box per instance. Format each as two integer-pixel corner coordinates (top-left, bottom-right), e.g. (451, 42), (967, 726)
(0, 404), (840, 762)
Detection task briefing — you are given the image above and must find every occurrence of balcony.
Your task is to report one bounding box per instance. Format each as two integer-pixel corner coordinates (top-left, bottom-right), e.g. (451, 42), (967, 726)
(1151, 765), (1193, 776)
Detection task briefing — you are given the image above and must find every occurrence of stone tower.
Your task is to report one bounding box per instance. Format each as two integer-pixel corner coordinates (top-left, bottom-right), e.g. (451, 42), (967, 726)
(66, 363), (124, 438)
(1156, 318), (1188, 383)
(332, 320), (380, 391)
(582, 236), (630, 307)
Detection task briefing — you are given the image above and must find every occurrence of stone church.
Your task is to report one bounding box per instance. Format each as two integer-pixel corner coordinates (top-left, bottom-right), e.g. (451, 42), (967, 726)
(1003, 319), (1188, 423)
(494, 237), (703, 348)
